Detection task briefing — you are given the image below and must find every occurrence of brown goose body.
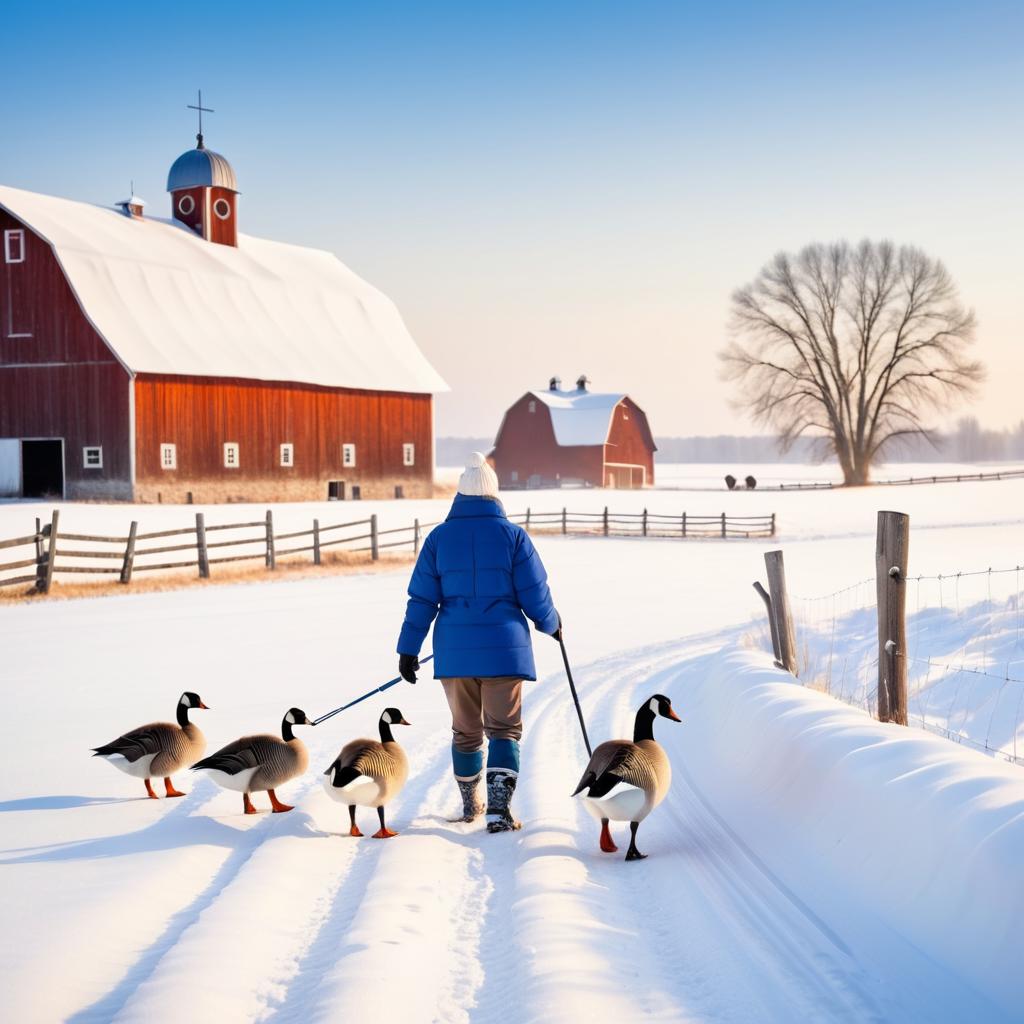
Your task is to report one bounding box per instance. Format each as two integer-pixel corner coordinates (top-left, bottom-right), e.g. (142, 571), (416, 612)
(92, 693), (209, 798)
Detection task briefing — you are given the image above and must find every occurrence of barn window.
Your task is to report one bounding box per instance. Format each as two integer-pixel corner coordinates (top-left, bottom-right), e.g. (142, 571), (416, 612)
(223, 442), (240, 468)
(342, 443), (356, 467)
(280, 443), (294, 467)
(213, 198), (231, 220)
(528, 400), (536, 414)
(177, 194), (195, 216)
(402, 443), (415, 467)
(160, 443), (177, 470)
(4, 230), (25, 264)
(511, 470), (518, 482)
(82, 446), (103, 469)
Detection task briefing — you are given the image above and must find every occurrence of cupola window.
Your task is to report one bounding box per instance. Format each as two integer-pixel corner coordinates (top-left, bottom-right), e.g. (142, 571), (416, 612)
(177, 194), (195, 216)
(213, 198), (231, 220)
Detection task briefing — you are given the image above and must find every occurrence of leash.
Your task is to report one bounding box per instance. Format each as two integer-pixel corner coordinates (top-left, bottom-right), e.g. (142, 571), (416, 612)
(558, 637), (592, 757)
(313, 654), (434, 726)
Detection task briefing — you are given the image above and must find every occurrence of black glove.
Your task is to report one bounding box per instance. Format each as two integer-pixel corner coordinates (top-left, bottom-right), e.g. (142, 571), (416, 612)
(549, 613), (562, 642)
(399, 653), (420, 684)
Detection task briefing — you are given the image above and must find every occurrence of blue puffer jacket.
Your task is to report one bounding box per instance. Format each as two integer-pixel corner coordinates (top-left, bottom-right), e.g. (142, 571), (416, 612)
(397, 494), (559, 680)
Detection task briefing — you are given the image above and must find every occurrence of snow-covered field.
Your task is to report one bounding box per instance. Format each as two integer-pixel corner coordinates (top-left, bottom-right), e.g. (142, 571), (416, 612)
(2, 466), (1023, 1022)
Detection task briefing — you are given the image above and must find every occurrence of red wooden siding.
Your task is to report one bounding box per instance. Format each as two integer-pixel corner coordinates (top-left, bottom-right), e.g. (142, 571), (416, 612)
(170, 187), (206, 237)
(207, 187), (237, 247)
(604, 396), (655, 486)
(134, 375), (434, 501)
(0, 210), (132, 497)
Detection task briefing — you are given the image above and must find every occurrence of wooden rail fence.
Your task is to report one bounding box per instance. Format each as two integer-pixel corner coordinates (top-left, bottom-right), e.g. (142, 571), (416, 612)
(0, 505), (776, 594)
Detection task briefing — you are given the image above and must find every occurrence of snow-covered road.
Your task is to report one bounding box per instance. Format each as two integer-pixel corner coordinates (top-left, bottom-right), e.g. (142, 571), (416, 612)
(2, 474), (1023, 1022)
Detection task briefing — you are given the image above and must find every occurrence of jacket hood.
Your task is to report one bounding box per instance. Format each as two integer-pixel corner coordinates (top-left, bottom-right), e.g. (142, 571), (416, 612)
(446, 493), (507, 520)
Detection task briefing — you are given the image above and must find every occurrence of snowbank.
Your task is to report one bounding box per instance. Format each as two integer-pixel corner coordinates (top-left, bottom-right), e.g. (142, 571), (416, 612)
(678, 649), (1024, 1016)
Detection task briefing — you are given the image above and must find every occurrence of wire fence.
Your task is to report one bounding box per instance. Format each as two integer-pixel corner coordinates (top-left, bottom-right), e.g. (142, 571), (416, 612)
(789, 564), (1024, 766)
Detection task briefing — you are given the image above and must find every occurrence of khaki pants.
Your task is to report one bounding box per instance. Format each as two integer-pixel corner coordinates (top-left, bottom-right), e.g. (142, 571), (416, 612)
(441, 677), (523, 752)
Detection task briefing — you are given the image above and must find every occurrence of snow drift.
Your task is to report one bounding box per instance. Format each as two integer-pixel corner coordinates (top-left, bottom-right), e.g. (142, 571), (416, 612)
(676, 649), (1024, 1017)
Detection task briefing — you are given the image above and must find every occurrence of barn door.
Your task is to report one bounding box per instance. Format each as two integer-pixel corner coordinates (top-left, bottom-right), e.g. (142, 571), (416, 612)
(0, 439), (19, 496)
(20, 440), (64, 498)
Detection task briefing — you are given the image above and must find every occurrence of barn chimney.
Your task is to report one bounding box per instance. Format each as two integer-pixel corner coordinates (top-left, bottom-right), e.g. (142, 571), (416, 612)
(576, 374), (590, 391)
(549, 376), (561, 391)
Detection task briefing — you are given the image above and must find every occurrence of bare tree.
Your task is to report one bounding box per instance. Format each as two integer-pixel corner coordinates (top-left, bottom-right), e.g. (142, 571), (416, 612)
(722, 240), (982, 485)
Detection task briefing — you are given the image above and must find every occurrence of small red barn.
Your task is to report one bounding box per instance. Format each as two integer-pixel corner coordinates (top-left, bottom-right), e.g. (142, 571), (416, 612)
(491, 376), (656, 488)
(0, 129), (446, 502)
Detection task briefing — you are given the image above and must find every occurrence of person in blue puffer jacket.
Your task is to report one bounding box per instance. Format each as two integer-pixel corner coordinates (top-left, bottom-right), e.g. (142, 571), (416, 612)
(397, 452), (560, 832)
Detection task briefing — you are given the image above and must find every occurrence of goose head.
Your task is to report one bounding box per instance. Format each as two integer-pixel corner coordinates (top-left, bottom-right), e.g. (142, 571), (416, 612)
(379, 707), (411, 742)
(633, 693), (681, 741)
(282, 708), (315, 741)
(177, 691), (209, 726)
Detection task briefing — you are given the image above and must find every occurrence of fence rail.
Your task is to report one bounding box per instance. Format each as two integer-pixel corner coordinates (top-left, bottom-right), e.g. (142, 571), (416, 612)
(1, 503), (777, 594)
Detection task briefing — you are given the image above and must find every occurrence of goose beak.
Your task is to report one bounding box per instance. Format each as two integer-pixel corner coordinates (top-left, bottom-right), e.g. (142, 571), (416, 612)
(666, 708), (682, 722)
(198, 701), (210, 709)
(399, 717), (412, 726)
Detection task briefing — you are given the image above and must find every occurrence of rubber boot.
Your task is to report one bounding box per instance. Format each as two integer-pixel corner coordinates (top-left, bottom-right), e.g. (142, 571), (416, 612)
(485, 769), (522, 833)
(451, 772), (485, 823)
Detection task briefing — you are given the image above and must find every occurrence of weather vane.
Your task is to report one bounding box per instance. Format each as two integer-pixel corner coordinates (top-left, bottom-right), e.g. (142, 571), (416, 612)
(187, 90), (214, 148)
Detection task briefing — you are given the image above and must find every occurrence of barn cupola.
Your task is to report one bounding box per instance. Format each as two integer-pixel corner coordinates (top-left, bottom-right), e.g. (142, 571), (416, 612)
(576, 374), (590, 392)
(549, 376), (561, 391)
(117, 185), (146, 219)
(167, 91), (239, 247)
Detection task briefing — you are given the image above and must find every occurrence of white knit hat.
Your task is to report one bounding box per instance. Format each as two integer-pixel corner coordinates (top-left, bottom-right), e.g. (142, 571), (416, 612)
(458, 452), (499, 498)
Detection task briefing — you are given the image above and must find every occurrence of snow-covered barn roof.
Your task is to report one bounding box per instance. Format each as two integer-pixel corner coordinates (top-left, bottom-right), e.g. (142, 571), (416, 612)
(0, 184), (448, 395)
(529, 387), (628, 446)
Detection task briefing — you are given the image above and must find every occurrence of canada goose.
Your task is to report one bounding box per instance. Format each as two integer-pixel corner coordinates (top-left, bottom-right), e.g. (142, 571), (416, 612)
(323, 707), (410, 838)
(92, 691), (209, 798)
(572, 694), (680, 861)
(191, 708), (314, 814)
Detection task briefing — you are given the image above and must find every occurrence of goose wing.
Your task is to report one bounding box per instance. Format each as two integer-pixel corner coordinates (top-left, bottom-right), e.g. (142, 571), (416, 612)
(572, 741), (654, 796)
(192, 734), (275, 776)
(93, 722), (175, 762)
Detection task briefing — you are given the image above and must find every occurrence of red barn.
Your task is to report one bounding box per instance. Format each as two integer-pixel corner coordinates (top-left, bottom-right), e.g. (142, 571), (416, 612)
(0, 131), (446, 502)
(491, 376), (656, 488)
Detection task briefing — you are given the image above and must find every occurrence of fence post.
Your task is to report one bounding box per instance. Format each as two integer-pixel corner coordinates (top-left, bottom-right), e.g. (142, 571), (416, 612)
(770, 512), (776, 537)
(265, 510), (276, 570)
(313, 518), (321, 565)
(370, 514), (379, 561)
(721, 512), (727, 538)
(196, 513), (210, 579)
(413, 518), (421, 556)
(764, 549), (797, 675)
(603, 506), (609, 536)
(37, 510), (59, 593)
(752, 580), (782, 665)
(525, 507), (531, 531)
(682, 511), (687, 538)
(876, 510), (909, 725)
(120, 521), (138, 585)
(642, 508), (648, 537)
(562, 507), (567, 534)
(34, 516), (42, 565)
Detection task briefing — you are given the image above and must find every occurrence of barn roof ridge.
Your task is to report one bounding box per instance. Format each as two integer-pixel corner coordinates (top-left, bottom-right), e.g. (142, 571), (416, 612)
(0, 182), (448, 396)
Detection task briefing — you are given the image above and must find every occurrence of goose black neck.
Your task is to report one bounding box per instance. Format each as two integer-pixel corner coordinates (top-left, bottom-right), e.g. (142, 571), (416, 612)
(282, 718), (296, 742)
(176, 703), (191, 728)
(379, 719), (395, 743)
(633, 706), (656, 743)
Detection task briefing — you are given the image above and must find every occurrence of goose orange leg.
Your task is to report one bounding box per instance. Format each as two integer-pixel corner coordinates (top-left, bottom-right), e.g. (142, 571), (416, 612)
(243, 793), (257, 815)
(164, 777), (186, 798)
(371, 805), (398, 839)
(599, 818), (618, 853)
(348, 805), (363, 837)
(144, 778), (158, 799)
(268, 789), (293, 813)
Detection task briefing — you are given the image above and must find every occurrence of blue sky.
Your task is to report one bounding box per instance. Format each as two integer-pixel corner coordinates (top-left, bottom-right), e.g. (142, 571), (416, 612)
(3, 1), (1022, 438)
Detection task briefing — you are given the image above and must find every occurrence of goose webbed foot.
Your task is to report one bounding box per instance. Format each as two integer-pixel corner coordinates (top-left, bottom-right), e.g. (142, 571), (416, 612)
(599, 818), (619, 853)
(348, 805), (363, 837)
(268, 789), (293, 813)
(164, 777), (186, 798)
(243, 793), (258, 815)
(144, 778), (159, 799)
(372, 806), (398, 838)
(625, 821), (647, 862)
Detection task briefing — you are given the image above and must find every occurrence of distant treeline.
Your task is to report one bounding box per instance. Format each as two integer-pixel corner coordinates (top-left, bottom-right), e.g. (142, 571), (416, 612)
(437, 419), (1024, 467)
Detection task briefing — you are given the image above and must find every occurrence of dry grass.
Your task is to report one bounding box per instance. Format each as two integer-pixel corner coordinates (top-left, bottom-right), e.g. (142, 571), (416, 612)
(0, 549), (415, 605)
